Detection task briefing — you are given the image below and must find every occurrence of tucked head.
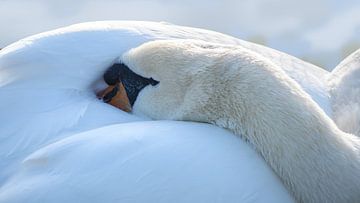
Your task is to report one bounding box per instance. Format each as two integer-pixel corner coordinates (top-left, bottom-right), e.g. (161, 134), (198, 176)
(100, 40), (223, 120)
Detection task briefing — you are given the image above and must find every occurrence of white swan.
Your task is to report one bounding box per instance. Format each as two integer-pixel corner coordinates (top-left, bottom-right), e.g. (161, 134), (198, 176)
(0, 21), (306, 203)
(0, 21), (358, 202)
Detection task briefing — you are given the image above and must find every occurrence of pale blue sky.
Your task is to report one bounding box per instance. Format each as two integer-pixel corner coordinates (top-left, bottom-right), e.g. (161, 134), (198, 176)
(1, 0), (359, 70)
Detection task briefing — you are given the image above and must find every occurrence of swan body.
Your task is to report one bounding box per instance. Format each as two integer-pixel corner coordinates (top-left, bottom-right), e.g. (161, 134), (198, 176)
(0, 21), (358, 202)
(121, 40), (360, 202)
(0, 21), (308, 203)
(0, 21), (329, 183)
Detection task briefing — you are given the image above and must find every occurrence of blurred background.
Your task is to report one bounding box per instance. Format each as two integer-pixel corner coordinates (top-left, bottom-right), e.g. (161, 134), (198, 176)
(1, 0), (359, 70)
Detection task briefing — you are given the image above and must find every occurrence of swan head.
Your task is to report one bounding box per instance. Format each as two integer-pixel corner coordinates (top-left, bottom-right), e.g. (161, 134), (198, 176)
(100, 40), (217, 120)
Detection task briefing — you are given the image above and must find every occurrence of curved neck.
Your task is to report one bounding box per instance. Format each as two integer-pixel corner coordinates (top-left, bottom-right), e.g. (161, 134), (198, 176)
(214, 57), (360, 202)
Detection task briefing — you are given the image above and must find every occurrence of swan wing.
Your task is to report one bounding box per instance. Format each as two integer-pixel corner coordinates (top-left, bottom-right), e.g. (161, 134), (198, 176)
(0, 122), (293, 203)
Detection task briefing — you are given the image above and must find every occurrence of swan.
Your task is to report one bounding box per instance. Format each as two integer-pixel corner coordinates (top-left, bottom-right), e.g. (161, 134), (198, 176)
(0, 21), (307, 203)
(0, 21), (357, 202)
(102, 40), (360, 202)
(0, 21), (329, 183)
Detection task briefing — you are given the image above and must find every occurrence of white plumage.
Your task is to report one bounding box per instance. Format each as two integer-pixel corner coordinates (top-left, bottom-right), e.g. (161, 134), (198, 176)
(0, 21), (358, 202)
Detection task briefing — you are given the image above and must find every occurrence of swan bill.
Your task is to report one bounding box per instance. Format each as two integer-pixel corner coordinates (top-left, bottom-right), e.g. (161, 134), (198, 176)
(99, 62), (159, 112)
(97, 82), (132, 112)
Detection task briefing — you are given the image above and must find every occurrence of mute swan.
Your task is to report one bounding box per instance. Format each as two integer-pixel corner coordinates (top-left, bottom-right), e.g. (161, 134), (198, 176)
(0, 21), (308, 203)
(0, 21), (329, 183)
(0, 21), (358, 202)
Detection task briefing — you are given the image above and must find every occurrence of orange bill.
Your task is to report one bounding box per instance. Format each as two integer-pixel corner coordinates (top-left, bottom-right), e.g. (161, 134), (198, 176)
(97, 82), (132, 112)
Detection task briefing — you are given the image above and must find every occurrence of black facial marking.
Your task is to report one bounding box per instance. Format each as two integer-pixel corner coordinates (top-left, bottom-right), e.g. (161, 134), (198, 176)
(104, 63), (159, 106)
(103, 64), (121, 85)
